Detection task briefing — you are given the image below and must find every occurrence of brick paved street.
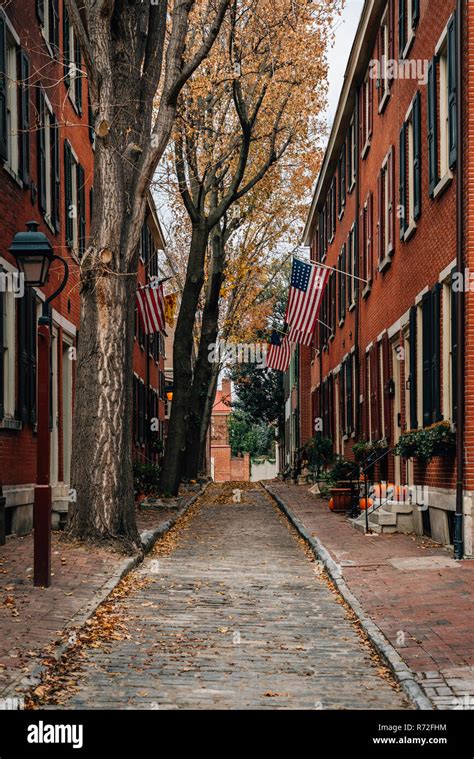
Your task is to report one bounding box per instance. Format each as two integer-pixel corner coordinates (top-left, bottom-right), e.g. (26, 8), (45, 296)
(267, 482), (474, 709)
(0, 503), (186, 697)
(50, 484), (409, 710)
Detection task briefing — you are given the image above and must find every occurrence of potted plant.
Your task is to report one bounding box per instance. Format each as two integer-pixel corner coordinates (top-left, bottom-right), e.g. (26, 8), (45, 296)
(328, 457), (359, 513)
(396, 422), (456, 462)
(133, 462), (160, 503)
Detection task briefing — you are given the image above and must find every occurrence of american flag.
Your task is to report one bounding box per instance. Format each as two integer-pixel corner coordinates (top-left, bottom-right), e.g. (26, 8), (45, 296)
(287, 325), (313, 347)
(136, 282), (165, 334)
(266, 332), (291, 372)
(285, 258), (329, 344)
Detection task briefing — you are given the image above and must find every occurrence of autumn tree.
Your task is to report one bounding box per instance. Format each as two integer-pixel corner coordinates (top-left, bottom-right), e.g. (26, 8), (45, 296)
(160, 0), (337, 492)
(65, 0), (232, 549)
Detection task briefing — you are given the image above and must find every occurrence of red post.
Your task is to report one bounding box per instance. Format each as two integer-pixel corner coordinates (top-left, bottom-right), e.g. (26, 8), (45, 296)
(34, 321), (51, 587)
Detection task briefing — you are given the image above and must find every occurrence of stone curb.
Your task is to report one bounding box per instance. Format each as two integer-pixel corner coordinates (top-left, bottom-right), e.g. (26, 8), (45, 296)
(263, 483), (434, 711)
(1, 484), (209, 700)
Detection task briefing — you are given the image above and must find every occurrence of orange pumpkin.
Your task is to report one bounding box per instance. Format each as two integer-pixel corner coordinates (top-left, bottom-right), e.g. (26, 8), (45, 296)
(359, 497), (374, 511)
(329, 498), (335, 511)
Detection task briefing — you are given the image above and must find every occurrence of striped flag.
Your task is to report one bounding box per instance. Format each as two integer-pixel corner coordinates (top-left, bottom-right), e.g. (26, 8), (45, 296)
(285, 258), (329, 344)
(287, 325), (313, 347)
(266, 332), (291, 372)
(136, 282), (165, 334)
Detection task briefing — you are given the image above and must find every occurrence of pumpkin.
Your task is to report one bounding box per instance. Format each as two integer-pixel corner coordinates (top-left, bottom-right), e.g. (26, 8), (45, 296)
(329, 498), (335, 511)
(359, 497), (374, 511)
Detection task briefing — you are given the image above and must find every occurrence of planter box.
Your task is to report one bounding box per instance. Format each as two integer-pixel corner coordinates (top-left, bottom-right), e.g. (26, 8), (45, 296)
(330, 487), (352, 513)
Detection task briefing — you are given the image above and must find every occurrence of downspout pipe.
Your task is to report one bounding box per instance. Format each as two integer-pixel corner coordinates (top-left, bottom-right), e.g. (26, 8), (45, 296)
(454, 0), (465, 560)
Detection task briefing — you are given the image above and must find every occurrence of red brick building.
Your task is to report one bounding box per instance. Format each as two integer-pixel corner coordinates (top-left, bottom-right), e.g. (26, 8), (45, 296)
(0, 1), (166, 534)
(290, 0), (473, 556)
(210, 379), (250, 482)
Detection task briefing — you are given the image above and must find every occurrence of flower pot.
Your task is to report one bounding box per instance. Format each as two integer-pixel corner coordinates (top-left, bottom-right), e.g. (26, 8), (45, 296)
(329, 487), (352, 513)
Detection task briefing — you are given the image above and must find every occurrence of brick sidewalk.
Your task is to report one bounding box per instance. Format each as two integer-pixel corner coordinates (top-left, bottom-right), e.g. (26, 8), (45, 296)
(0, 501), (189, 697)
(266, 482), (474, 710)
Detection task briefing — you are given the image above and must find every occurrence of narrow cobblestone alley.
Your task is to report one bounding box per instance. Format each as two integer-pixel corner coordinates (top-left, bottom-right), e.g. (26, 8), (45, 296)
(44, 485), (410, 710)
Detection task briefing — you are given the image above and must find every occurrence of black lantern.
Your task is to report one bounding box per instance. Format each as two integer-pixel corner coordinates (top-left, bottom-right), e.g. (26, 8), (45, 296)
(9, 221), (54, 286)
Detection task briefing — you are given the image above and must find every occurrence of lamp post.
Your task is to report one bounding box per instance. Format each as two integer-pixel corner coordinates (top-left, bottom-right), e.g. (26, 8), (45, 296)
(9, 222), (69, 587)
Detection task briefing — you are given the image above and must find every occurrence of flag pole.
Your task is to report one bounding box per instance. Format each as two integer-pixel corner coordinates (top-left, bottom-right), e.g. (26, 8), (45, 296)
(294, 255), (368, 285)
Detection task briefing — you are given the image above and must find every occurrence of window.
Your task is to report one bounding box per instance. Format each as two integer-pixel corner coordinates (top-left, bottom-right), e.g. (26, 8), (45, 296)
(63, 8), (83, 113)
(400, 94), (421, 238)
(399, 0), (419, 59)
(360, 74), (372, 157)
(37, 90), (60, 231)
(377, 146), (395, 264)
(37, 0), (59, 57)
(64, 140), (86, 253)
(361, 193), (373, 293)
(428, 14), (457, 197)
(347, 116), (356, 191)
(0, 17), (31, 185)
(328, 271), (336, 338)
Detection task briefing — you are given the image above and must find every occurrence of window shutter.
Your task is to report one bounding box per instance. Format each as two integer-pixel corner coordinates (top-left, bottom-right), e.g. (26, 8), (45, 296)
(388, 145), (395, 251)
(432, 283), (441, 422)
(341, 141), (346, 205)
(399, 122), (407, 238)
(367, 193), (373, 282)
(422, 292), (433, 426)
(63, 9), (70, 88)
(36, 0), (45, 23)
(37, 88), (47, 213)
(376, 27), (382, 101)
(64, 141), (74, 247)
(412, 0), (420, 28)
(339, 364), (346, 436)
(0, 18), (6, 162)
(0, 291), (4, 420)
(374, 343), (381, 440)
(18, 51), (30, 186)
(359, 87), (364, 153)
(369, 347), (378, 440)
(88, 94), (95, 143)
(51, 113), (60, 232)
(451, 274), (458, 422)
(18, 295), (29, 422)
(346, 356), (353, 434)
(427, 57), (438, 197)
(368, 78), (373, 138)
(330, 272), (336, 335)
(377, 170), (382, 263)
(74, 40), (82, 113)
(409, 306), (417, 429)
(361, 352), (367, 438)
(28, 290), (37, 425)
(382, 332), (392, 441)
(388, 0), (395, 73)
(413, 91), (421, 221)
(341, 243), (346, 316)
(447, 13), (457, 169)
(398, 0), (406, 56)
(51, 0), (60, 55)
(77, 163), (86, 255)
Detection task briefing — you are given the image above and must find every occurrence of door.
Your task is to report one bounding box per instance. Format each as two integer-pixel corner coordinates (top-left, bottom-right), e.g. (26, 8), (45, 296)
(62, 339), (73, 484)
(392, 342), (402, 486)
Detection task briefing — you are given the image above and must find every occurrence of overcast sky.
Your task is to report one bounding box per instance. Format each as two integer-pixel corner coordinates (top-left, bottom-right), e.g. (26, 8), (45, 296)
(325, 0), (365, 134)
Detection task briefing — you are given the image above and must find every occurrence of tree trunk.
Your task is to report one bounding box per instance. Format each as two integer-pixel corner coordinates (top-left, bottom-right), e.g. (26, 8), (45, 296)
(183, 229), (225, 480)
(159, 222), (209, 495)
(68, 271), (139, 549)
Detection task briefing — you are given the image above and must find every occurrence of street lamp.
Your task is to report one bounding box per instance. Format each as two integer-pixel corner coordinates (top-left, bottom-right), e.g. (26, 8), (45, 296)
(9, 222), (69, 588)
(165, 384), (174, 403)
